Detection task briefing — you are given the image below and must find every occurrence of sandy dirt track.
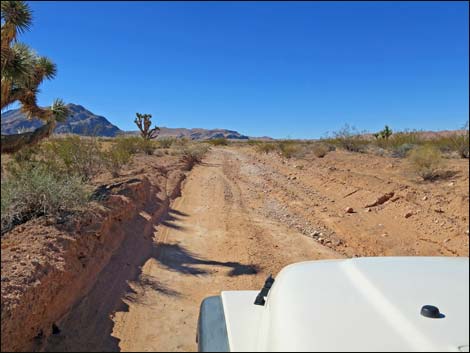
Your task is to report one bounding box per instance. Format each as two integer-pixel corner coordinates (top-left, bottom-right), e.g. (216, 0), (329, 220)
(44, 146), (468, 352)
(45, 148), (339, 352)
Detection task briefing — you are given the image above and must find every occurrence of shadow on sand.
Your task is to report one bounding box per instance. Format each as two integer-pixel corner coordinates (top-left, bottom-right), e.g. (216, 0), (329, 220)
(44, 201), (257, 352)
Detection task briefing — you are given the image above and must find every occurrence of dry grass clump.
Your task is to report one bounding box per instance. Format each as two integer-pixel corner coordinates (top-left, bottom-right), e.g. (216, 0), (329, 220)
(179, 144), (210, 170)
(277, 140), (303, 158)
(255, 142), (277, 154)
(311, 143), (330, 158)
(407, 145), (444, 180)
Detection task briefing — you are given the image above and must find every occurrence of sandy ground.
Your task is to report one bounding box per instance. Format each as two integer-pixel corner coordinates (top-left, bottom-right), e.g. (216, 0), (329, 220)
(41, 146), (468, 352)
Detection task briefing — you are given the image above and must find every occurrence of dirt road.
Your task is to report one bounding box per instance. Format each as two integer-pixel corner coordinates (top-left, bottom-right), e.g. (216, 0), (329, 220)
(45, 148), (340, 352)
(111, 149), (340, 352)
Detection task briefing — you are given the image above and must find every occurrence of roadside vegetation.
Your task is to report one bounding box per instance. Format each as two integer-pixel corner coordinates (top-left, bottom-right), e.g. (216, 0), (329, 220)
(322, 123), (469, 160)
(207, 137), (229, 146)
(1, 133), (210, 234)
(250, 123), (468, 183)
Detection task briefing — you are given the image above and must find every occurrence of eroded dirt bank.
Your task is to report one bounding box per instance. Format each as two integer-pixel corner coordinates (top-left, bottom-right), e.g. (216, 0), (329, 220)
(1, 155), (188, 352)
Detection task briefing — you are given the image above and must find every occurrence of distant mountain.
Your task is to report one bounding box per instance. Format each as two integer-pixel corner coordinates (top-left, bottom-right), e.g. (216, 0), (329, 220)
(1, 104), (252, 140)
(1, 104), (122, 137)
(124, 127), (249, 140)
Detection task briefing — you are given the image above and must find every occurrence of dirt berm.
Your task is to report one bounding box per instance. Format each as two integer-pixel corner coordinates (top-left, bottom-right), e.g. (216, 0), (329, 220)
(1, 156), (188, 352)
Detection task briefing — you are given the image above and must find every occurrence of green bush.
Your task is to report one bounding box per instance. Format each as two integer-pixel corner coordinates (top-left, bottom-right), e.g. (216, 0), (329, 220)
(139, 139), (156, 155)
(39, 136), (104, 181)
(408, 145), (444, 180)
(103, 143), (132, 177)
(113, 136), (144, 155)
(157, 137), (176, 149)
(1, 164), (90, 234)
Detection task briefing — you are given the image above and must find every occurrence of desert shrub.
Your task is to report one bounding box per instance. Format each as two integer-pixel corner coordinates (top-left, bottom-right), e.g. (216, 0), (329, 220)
(407, 145), (443, 180)
(180, 144), (210, 170)
(207, 138), (228, 146)
(367, 146), (387, 157)
(255, 142), (277, 154)
(329, 125), (369, 152)
(103, 143), (132, 177)
(173, 137), (190, 147)
(311, 143), (330, 158)
(448, 130), (469, 159)
(139, 139), (156, 155)
(157, 137), (176, 149)
(454, 135), (469, 159)
(39, 136), (104, 181)
(391, 143), (415, 158)
(277, 140), (303, 158)
(1, 164), (90, 233)
(113, 136), (143, 155)
(247, 139), (262, 146)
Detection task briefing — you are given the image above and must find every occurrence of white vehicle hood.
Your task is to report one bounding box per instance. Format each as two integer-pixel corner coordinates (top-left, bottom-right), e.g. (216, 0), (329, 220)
(221, 257), (469, 352)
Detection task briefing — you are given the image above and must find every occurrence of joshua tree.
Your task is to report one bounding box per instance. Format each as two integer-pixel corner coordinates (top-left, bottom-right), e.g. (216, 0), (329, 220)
(134, 113), (160, 140)
(1, 1), (69, 154)
(381, 125), (393, 140)
(374, 125), (393, 140)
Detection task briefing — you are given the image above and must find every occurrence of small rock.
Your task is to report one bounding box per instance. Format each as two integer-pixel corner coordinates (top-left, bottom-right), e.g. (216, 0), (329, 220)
(381, 233), (388, 238)
(365, 192), (395, 208)
(345, 207), (354, 214)
(448, 182), (455, 187)
(404, 211), (413, 218)
(422, 196), (428, 201)
(443, 238), (451, 243)
(365, 208), (372, 212)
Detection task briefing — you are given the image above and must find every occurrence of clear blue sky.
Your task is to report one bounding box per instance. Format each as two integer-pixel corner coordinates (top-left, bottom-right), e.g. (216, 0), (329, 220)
(16, 1), (470, 138)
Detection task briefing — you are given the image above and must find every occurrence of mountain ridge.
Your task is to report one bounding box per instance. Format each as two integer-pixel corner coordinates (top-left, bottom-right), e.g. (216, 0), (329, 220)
(1, 104), (252, 140)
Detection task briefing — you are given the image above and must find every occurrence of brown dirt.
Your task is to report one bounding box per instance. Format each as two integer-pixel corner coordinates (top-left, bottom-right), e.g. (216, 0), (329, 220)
(1, 147), (468, 352)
